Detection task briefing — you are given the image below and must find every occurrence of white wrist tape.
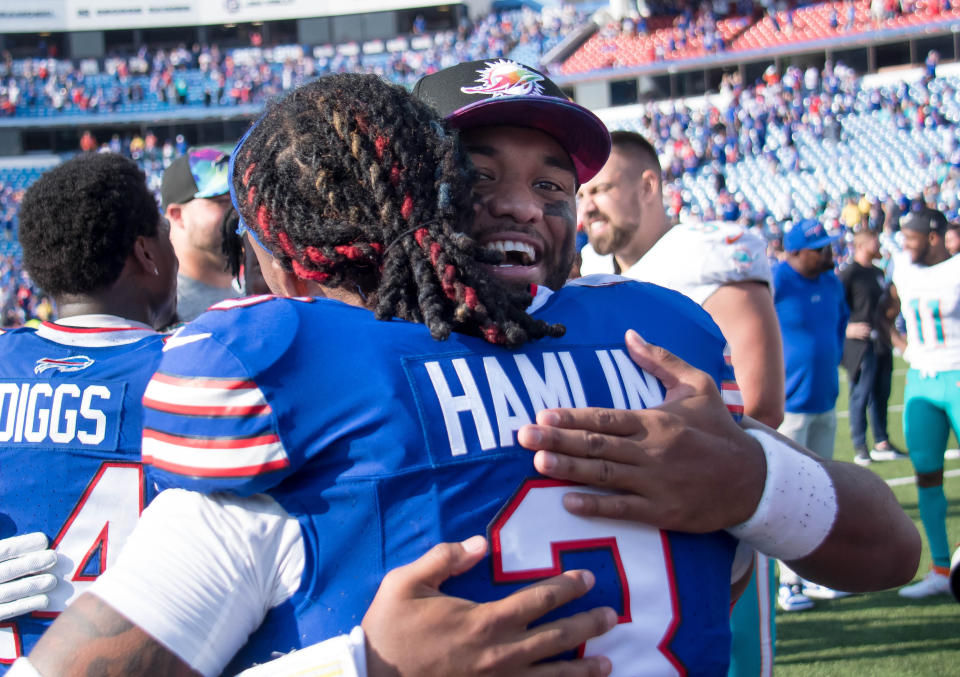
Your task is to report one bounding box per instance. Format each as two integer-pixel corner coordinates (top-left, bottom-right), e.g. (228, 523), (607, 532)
(8, 658), (43, 677)
(727, 429), (838, 561)
(236, 626), (367, 677)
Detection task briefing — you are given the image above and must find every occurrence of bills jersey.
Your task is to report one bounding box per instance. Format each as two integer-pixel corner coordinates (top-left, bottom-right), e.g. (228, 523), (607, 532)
(580, 222), (772, 304)
(144, 280), (744, 677)
(0, 317), (164, 670)
(892, 253), (960, 373)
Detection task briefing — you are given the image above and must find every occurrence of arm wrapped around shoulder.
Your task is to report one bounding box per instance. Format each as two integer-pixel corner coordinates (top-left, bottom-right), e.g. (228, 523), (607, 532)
(727, 429), (838, 561)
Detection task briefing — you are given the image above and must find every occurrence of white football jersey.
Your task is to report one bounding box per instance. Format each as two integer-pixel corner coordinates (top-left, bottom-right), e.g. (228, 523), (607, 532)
(580, 221), (772, 304)
(892, 252), (960, 373)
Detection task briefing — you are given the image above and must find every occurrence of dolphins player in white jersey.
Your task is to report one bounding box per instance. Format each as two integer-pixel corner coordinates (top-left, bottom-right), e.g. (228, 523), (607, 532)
(577, 130), (784, 677)
(889, 207), (960, 599)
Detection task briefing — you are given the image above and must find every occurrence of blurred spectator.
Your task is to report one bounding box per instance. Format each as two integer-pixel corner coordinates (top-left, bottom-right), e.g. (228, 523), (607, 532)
(946, 223), (960, 256)
(160, 147), (237, 322)
(773, 218), (849, 611)
(841, 193), (862, 230)
(79, 130), (97, 152)
(841, 230), (903, 465)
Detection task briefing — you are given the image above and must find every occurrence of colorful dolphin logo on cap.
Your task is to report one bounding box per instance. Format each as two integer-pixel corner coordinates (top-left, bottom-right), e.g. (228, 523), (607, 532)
(461, 60), (545, 98)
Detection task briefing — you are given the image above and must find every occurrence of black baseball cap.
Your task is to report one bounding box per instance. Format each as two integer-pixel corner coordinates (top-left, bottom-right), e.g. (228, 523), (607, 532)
(900, 207), (948, 235)
(412, 59), (610, 184)
(161, 147), (231, 210)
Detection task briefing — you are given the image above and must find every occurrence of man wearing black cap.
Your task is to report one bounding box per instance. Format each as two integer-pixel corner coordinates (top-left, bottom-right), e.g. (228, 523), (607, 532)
(889, 208), (960, 599)
(161, 147), (238, 322)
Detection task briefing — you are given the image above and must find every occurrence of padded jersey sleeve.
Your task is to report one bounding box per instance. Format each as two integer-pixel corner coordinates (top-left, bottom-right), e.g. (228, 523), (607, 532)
(142, 301), (300, 496)
(719, 342), (744, 422)
(673, 223), (772, 304)
(631, 223), (772, 306)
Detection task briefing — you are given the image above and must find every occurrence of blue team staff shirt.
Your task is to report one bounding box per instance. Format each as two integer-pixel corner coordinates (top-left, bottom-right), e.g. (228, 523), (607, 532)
(0, 320), (165, 671)
(773, 263), (849, 414)
(143, 279), (745, 677)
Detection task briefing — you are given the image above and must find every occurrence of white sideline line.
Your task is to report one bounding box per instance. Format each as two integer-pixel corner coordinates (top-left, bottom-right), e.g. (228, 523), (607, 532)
(886, 469), (960, 487)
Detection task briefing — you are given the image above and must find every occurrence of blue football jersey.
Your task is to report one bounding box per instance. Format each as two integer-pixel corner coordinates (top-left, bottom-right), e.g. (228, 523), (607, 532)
(0, 319), (165, 670)
(144, 281), (744, 677)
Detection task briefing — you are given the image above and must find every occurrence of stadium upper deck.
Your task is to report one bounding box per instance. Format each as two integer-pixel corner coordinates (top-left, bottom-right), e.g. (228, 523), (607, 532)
(3, 1), (959, 132)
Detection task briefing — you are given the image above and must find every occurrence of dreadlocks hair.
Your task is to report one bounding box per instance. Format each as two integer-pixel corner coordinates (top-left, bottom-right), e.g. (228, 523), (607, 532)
(19, 152), (159, 297)
(232, 73), (564, 347)
(220, 206), (244, 280)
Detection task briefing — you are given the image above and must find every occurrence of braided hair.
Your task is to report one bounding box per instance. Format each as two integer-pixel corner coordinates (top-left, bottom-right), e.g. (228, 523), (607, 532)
(232, 73), (564, 347)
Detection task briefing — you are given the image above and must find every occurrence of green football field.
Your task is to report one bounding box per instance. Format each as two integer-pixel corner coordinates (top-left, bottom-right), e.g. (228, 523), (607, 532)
(775, 360), (960, 675)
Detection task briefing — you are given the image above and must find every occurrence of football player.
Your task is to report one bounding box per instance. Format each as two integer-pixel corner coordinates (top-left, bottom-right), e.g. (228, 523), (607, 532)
(0, 153), (176, 671)
(889, 208), (960, 599)
(24, 73), (747, 677)
(576, 129), (782, 676)
(2, 152), (613, 677)
(21, 67), (918, 677)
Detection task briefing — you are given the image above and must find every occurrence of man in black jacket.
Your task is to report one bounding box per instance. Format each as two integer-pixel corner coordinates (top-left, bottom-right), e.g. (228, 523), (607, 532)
(841, 229), (906, 465)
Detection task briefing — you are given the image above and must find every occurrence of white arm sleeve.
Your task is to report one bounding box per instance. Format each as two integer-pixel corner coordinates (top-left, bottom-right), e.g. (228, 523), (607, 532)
(89, 489), (305, 677)
(236, 625), (367, 677)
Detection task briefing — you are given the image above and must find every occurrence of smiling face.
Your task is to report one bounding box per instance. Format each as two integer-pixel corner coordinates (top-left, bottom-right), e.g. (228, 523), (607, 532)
(461, 125), (578, 291)
(902, 228), (931, 264)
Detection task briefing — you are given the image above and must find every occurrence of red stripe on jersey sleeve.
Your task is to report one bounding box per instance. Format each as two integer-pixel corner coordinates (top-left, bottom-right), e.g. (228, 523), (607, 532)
(143, 397), (272, 417)
(150, 372), (258, 390)
(143, 428), (280, 449)
(143, 455), (290, 478)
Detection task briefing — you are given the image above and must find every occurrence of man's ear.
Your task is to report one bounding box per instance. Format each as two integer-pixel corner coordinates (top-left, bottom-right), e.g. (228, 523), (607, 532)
(267, 256), (311, 297)
(165, 204), (184, 229)
(640, 168), (661, 202)
(131, 235), (160, 277)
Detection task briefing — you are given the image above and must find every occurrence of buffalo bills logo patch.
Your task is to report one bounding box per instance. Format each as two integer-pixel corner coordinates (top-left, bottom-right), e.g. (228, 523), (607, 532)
(461, 60), (545, 98)
(34, 355), (95, 374)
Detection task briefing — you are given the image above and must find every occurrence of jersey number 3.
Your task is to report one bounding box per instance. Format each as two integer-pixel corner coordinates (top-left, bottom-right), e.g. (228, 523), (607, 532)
(490, 479), (683, 677)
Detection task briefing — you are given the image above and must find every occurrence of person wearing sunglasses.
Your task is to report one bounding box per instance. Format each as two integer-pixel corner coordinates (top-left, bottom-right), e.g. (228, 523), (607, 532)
(772, 218), (850, 610)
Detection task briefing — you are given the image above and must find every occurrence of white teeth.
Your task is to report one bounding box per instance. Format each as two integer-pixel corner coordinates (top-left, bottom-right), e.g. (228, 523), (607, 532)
(484, 239), (537, 263)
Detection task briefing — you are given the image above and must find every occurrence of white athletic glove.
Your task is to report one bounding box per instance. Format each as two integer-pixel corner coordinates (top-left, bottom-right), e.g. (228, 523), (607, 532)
(0, 532), (58, 621)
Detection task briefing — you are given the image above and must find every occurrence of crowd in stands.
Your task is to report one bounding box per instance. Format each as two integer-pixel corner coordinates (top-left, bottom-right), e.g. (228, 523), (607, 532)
(563, 0), (958, 74)
(602, 52), (958, 251)
(4, 57), (959, 323)
(3, 1), (958, 117)
(2, 3), (960, 325)
(0, 6), (585, 117)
